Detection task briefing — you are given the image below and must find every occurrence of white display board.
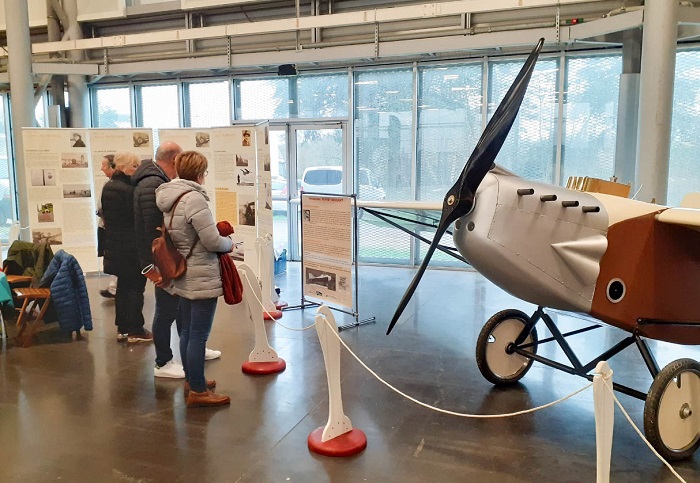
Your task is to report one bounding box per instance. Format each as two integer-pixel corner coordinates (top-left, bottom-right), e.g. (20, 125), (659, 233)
(159, 125), (271, 274)
(256, 124), (274, 237)
(22, 128), (99, 272)
(89, 128), (155, 206)
(301, 194), (353, 309)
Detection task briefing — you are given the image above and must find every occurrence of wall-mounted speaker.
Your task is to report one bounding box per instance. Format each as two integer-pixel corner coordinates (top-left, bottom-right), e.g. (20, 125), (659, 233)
(278, 64), (297, 76)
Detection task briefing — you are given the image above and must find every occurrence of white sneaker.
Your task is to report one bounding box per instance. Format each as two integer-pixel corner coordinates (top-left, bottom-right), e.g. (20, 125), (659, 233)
(205, 348), (222, 361)
(154, 360), (185, 379)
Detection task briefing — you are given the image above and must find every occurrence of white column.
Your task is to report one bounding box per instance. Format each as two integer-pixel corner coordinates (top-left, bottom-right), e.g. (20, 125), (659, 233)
(5, 0), (35, 233)
(635, 0), (678, 204)
(614, 30), (641, 188)
(63, 0), (89, 127)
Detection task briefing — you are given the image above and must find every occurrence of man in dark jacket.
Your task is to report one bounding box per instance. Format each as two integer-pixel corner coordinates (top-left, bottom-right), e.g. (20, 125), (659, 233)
(133, 142), (223, 379)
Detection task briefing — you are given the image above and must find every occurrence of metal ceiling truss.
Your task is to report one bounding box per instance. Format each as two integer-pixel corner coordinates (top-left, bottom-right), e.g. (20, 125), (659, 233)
(2, 1), (700, 81)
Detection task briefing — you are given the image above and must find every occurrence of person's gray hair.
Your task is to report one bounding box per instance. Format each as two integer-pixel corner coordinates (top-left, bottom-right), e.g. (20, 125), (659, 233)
(156, 142), (182, 163)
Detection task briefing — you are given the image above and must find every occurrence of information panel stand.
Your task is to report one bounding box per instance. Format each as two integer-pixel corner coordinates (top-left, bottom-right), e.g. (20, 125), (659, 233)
(285, 193), (374, 331)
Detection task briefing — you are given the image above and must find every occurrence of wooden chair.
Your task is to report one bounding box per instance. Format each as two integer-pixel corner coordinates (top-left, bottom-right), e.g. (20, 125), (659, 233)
(13, 287), (51, 348)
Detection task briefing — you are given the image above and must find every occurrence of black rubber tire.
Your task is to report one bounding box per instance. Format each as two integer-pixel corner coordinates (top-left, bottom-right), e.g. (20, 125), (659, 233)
(644, 358), (700, 461)
(476, 309), (538, 385)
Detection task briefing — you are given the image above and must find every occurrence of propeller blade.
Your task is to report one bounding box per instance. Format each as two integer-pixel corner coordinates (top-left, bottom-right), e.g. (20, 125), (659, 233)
(387, 38), (544, 335)
(386, 221), (449, 334)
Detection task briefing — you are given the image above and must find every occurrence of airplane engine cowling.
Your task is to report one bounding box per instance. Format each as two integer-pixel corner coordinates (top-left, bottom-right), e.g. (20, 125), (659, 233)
(453, 173), (609, 313)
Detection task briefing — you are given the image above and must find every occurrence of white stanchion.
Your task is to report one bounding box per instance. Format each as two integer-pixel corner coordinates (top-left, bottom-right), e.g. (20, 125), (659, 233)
(238, 263), (286, 375)
(255, 235), (284, 319)
(593, 361), (614, 483)
(308, 305), (367, 457)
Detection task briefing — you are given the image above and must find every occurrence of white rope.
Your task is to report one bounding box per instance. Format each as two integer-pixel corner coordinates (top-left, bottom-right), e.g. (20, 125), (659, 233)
(315, 312), (593, 418)
(602, 378), (688, 483)
(246, 276), (316, 331)
(245, 285), (692, 475)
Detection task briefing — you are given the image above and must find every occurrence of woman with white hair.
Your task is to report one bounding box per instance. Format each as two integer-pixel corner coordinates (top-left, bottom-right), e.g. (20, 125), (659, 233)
(102, 152), (152, 343)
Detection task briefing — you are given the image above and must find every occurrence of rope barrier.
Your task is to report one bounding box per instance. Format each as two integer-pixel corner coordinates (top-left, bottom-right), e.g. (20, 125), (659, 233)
(248, 286), (691, 478)
(602, 378), (687, 483)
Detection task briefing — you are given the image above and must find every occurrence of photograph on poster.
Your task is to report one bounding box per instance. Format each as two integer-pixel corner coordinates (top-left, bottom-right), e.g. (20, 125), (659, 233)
(70, 132), (86, 148)
(61, 153), (89, 168)
(305, 267), (337, 291)
(235, 154), (249, 167)
(32, 228), (62, 245)
(31, 168), (57, 186)
(37, 203), (54, 223)
(263, 182), (272, 210)
(242, 130), (251, 147)
(303, 209), (311, 222)
(236, 167), (254, 186)
(63, 184), (91, 198)
(238, 196), (256, 226)
(195, 132), (210, 147)
(132, 132), (151, 148)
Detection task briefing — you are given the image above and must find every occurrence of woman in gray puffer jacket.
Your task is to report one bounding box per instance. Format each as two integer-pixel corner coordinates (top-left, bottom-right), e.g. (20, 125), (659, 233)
(156, 151), (233, 408)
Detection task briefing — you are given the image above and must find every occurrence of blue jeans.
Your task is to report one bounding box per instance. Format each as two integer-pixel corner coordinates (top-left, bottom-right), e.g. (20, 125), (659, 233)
(152, 287), (182, 367)
(179, 297), (218, 393)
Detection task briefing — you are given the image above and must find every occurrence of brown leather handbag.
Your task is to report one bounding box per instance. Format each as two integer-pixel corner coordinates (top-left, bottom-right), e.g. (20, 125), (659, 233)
(152, 192), (197, 283)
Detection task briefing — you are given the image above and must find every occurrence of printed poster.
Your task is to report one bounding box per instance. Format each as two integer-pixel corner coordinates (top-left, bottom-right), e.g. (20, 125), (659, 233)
(23, 128), (98, 272)
(159, 126), (260, 273)
(301, 194), (353, 309)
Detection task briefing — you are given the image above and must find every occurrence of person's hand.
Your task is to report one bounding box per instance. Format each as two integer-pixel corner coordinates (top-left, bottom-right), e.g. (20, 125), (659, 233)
(142, 264), (164, 285)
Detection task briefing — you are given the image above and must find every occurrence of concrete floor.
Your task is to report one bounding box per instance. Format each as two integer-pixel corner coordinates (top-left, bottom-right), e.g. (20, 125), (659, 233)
(0, 262), (699, 482)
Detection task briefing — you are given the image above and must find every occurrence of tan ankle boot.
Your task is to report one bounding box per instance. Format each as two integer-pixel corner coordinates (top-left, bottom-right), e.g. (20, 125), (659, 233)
(184, 380), (216, 396)
(186, 390), (230, 408)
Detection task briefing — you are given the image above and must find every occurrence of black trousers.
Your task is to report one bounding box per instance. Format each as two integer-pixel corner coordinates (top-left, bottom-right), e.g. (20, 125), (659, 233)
(114, 269), (147, 334)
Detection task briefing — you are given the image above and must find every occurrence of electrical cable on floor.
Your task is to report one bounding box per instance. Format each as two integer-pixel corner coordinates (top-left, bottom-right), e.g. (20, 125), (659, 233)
(602, 378), (687, 483)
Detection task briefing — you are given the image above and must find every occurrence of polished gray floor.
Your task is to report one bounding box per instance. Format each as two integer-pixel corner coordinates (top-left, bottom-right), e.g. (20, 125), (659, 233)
(0, 262), (698, 482)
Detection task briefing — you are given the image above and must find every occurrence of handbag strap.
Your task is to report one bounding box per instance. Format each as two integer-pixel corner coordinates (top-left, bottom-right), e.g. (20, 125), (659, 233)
(164, 191), (198, 260)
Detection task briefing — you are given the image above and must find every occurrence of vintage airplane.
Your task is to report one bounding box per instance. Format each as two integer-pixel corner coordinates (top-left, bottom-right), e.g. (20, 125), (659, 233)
(385, 38), (700, 462)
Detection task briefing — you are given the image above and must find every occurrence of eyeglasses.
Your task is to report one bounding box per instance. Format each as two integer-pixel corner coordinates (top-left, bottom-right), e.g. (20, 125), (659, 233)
(205, 170), (209, 176)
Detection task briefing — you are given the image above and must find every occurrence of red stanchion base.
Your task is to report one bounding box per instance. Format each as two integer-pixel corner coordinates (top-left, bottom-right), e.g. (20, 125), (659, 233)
(307, 427), (367, 457)
(275, 300), (289, 310)
(241, 359), (286, 375)
(263, 310), (283, 320)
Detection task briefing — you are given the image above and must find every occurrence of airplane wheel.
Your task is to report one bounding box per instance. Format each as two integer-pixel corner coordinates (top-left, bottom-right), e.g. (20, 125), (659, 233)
(644, 358), (700, 461)
(476, 309), (538, 385)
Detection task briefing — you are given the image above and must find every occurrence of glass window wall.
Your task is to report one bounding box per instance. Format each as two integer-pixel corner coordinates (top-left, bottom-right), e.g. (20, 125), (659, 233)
(669, 50), (700, 206)
(187, 81), (231, 128)
(561, 55), (621, 185)
(488, 58), (559, 183)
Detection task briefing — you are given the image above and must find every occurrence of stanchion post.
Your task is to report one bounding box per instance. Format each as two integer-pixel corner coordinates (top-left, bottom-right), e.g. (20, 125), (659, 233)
(255, 235), (284, 320)
(238, 263), (286, 375)
(593, 361), (614, 483)
(308, 305), (367, 456)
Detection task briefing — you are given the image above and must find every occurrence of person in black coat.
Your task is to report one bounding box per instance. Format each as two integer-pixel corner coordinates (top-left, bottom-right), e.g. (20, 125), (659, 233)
(102, 152), (152, 343)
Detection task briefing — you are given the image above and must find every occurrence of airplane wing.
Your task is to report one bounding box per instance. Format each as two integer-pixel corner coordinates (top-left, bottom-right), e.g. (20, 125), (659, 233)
(656, 207), (700, 231)
(356, 200), (442, 211)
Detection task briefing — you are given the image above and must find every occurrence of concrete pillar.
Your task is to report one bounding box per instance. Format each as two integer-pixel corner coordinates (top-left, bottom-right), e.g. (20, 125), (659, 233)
(614, 29), (641, 188)
(5, 0), (35, 234)
(635, 0), (678, 204)
(63, 0), (89, 127)
(46, 0), (67, 128)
